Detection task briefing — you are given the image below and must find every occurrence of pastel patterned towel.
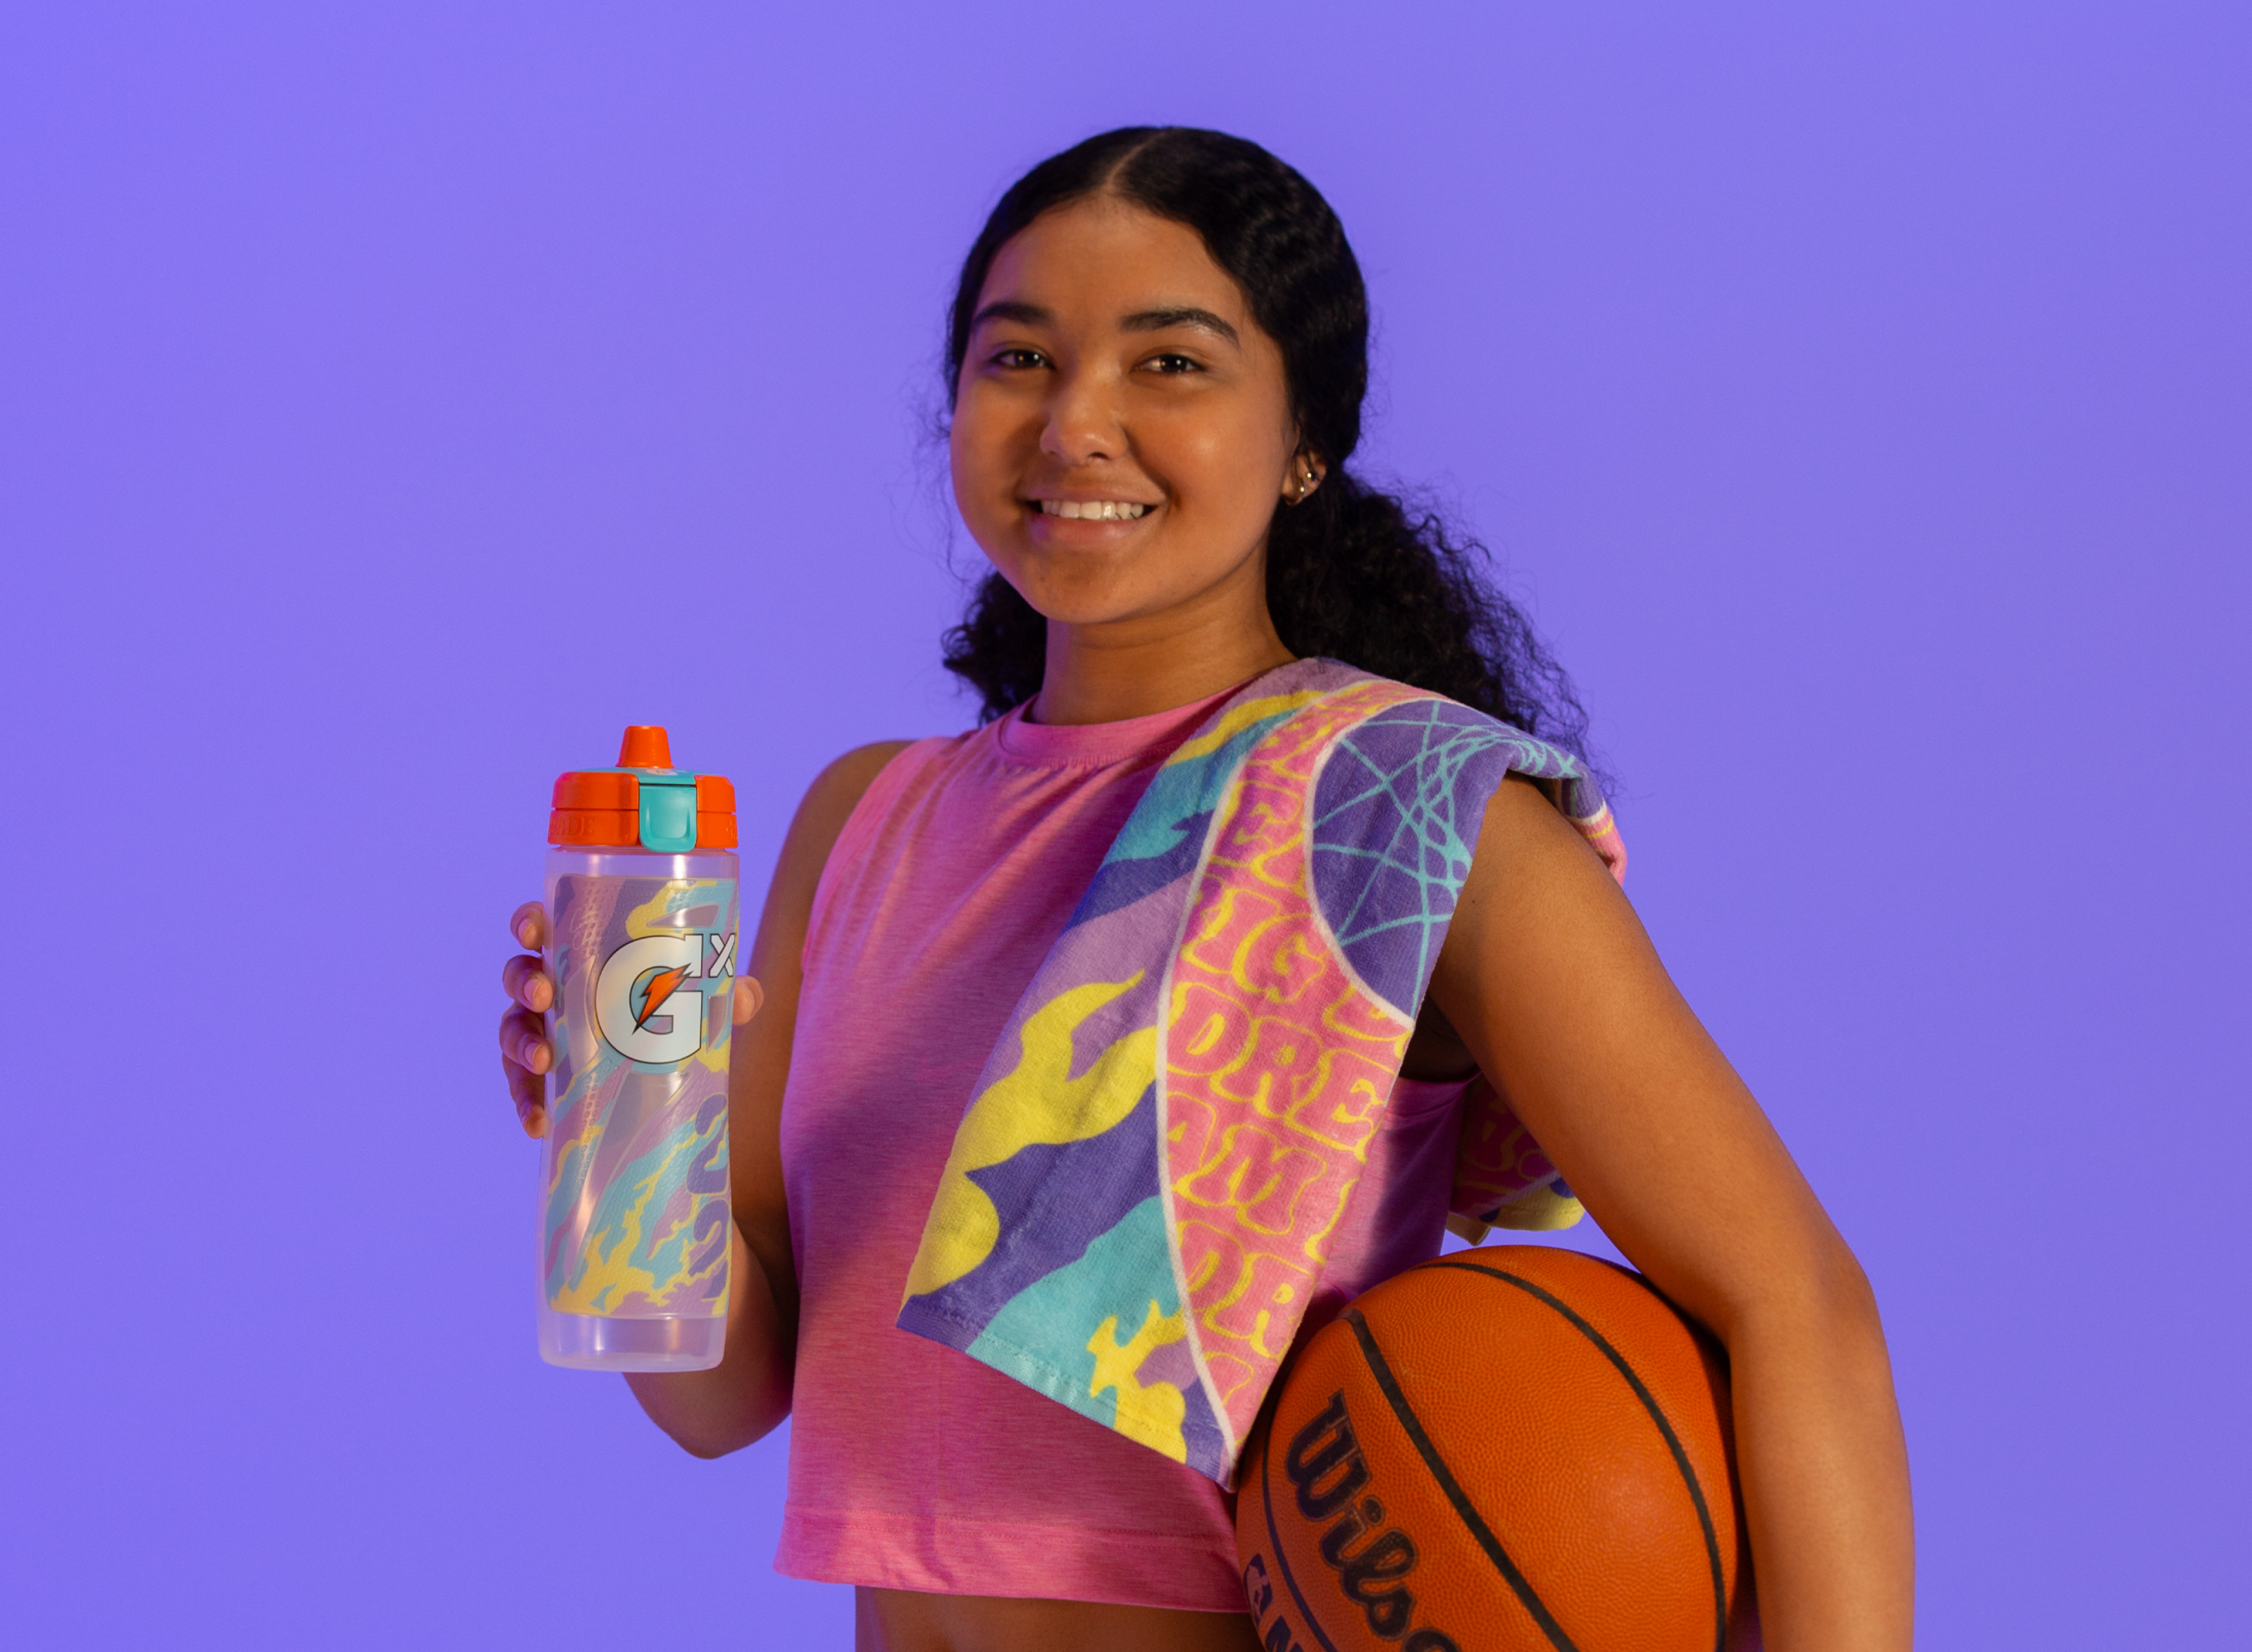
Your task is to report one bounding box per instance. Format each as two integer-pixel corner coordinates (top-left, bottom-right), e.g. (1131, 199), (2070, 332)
(895, 659), (1626, 1486)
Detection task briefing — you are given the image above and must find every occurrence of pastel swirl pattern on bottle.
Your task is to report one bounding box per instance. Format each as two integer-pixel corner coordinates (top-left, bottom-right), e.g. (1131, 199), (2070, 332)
(543, 875), (736, 1319)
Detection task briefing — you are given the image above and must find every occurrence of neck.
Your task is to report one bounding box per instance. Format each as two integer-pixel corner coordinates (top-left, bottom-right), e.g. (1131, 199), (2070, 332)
(1027, 565), (1294, 728)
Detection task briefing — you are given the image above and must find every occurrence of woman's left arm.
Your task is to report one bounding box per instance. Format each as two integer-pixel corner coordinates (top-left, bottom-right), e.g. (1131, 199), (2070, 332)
(1428, 777), (1914, 1652)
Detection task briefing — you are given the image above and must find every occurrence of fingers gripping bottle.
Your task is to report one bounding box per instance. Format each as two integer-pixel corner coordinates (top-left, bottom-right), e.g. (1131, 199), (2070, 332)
(538, 726), (739, 1371)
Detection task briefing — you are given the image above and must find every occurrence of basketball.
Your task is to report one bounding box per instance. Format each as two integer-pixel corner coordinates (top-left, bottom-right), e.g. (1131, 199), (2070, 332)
(1236, 1246), (1750, 1652)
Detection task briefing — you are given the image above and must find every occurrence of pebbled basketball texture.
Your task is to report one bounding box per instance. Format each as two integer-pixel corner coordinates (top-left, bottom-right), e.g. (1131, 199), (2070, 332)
(1235, 1247), (1752, 1652)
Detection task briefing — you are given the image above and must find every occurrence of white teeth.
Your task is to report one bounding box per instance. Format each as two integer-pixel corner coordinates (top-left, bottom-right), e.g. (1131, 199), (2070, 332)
(1040, 500), (1148, 520)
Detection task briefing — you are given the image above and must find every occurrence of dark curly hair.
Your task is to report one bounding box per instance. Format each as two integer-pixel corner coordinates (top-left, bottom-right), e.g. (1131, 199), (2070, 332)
(939, 126), (1594, 766)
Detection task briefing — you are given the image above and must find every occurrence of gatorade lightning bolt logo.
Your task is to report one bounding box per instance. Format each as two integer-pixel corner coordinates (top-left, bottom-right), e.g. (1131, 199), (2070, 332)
(633, 964), (694, 1033)
(593, 929), (738, 1065)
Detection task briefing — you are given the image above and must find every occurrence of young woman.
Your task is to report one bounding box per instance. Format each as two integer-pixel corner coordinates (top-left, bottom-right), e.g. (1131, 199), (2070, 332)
(499, 129), (1912, 1652)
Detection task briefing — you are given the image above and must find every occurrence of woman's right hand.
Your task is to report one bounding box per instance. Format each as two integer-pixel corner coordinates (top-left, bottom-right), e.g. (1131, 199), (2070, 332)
(500, 901), (556, 1138)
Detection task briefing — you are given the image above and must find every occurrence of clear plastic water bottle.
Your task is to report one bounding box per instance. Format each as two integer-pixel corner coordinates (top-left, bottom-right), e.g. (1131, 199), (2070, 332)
(537, 726), (739, 1371)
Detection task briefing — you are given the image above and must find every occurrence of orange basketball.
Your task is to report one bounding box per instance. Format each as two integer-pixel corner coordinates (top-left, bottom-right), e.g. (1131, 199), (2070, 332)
(1236, 1247), (1749, 1652)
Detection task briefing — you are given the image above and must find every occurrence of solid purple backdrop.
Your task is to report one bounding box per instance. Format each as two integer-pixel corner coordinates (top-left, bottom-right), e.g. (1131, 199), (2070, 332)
(1, 5), (2244, 1647)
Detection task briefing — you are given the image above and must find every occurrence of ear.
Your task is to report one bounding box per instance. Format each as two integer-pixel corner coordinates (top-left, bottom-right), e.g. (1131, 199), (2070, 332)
(1281, 448), (1329, 507)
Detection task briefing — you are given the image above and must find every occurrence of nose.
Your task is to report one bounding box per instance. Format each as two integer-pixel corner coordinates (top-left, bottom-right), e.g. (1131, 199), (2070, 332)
(1039, 360), (1124, 468)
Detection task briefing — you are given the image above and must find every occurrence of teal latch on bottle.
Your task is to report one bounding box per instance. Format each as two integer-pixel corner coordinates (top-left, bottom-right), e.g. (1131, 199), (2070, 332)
(636, 774), (698, 852)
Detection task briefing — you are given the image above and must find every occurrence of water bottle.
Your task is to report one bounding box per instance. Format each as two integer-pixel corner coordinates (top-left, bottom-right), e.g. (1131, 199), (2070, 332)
(537, 725), (739, 1371)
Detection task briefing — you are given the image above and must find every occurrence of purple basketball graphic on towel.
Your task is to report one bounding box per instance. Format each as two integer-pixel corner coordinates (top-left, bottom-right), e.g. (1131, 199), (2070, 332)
(1310, 701), (1577, 1019)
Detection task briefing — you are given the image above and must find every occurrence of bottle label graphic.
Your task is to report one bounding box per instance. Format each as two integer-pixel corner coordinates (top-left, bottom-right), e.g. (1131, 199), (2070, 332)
(542, 873), (738, 1319)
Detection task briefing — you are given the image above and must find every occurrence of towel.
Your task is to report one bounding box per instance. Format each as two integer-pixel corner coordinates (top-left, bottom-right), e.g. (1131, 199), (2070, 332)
(895, 658), (1626, 1486)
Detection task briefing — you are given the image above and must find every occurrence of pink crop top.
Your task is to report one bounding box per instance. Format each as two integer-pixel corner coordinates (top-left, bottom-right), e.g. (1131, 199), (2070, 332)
(773, 693), (1473, 1612)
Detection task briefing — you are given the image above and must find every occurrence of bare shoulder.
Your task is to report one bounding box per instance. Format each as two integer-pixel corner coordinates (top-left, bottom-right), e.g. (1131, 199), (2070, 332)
(1464, 771), (1622, 897)
(1431, 770), (1652, 1033)
(797, 742), (918, 846)
(800, 739), (919, 828)
(769, 739), (920, 904)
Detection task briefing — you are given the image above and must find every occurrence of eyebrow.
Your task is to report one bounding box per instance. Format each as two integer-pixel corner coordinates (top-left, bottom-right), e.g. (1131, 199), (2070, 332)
(1119, 306), (1240, 346)
(966, 299), (1241, 347)
(969, 299), (1052, 333)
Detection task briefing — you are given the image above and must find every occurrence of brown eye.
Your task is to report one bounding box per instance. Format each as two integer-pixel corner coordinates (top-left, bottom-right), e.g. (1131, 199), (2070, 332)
(1144, 352), (1201, 375)
(991, 347), (1047, 370)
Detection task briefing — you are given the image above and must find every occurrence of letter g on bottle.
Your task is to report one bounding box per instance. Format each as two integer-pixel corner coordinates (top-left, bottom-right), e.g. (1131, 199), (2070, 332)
(593, 935), (704, 1064)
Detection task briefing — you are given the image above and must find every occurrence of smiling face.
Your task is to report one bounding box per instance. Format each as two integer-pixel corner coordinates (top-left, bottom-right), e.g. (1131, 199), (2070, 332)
(949, 195), (1312, 644)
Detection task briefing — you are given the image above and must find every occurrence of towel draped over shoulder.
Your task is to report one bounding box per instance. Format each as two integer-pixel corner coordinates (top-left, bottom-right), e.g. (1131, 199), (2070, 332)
(895, 659), (1626, 1486)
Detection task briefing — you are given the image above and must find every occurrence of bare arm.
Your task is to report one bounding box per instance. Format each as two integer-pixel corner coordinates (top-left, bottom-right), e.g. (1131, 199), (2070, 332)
(1427, 777), (1914, 1651)
(501, 740), (913, 1458)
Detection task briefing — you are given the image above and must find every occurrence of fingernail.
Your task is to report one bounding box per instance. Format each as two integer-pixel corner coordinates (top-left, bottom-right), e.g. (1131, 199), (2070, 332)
(517, 920), (537, 947)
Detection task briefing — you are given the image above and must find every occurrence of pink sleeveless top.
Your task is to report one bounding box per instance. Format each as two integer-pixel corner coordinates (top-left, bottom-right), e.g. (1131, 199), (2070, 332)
(773, 694), (1472, 1611)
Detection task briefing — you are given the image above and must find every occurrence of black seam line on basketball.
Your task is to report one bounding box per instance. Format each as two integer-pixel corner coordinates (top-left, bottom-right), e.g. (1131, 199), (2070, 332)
(1342, 1307), (1581, 1652)
(1260, 1418), (1344, 1652)
(1427, 1261), (1729, 1652)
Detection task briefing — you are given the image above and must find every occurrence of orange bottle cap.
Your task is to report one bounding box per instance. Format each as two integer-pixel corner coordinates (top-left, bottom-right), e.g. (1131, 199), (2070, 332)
(548, 725), (737, 850)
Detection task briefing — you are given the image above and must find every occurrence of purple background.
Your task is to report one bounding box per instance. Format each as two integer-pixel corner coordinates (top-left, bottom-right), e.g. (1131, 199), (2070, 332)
(2, 5), (2244, 1647)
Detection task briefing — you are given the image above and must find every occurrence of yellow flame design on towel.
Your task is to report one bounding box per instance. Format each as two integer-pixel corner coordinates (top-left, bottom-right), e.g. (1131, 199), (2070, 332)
(1088, 1300), (1190, 1462)
(1163, 689), (1325, 765)
(903, 975), (1156, 1300)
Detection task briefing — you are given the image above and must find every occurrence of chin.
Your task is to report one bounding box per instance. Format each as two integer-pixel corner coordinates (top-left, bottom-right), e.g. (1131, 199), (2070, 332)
(1014, 589), (1145, 627)
(992, 554), (1150, 624)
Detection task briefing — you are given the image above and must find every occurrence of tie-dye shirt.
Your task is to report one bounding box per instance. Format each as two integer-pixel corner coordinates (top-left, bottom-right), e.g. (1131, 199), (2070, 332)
(774, 691), (1483, 1611)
